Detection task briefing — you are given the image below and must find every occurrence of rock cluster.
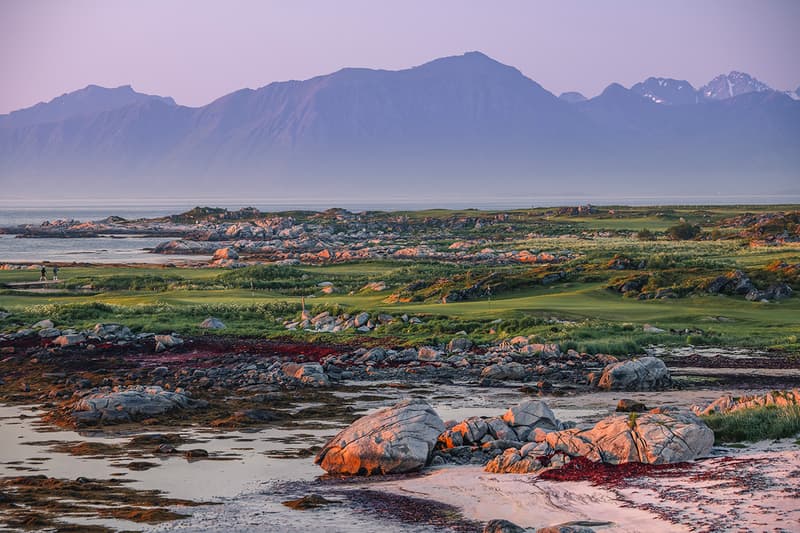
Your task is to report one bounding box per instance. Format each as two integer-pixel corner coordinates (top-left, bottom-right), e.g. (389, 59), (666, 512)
(610, 269), (794, 302)
(2, 320), (172, 350)
(284, 310), (416, 333)
(486, 411), (709, 474)
(5, 320), (674, 397)
(449, 404), (712, 474)
(692, 389), (800, 416)
(705, 270), (793, 302)
(435, 401), (564, 467)
(319, 399), (713, 478)
(318, 337), (619, 391)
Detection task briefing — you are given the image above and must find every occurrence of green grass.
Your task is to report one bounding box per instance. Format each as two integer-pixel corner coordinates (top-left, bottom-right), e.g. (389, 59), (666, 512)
(1, 277), (798, 350)
(703, 405), (800, 444)
(1, 205), (799, 350)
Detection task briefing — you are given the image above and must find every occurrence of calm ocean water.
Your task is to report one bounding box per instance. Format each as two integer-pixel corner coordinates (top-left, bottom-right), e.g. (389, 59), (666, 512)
(0, 235), (210, 264)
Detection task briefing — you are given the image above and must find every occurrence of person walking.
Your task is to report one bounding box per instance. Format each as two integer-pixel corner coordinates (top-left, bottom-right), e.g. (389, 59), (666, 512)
(39, 266), (47, 282)
(52, 265), (59, 281)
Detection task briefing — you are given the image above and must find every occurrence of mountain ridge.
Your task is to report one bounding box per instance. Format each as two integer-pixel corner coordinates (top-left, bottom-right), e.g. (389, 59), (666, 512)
(0, 52), (798, 197)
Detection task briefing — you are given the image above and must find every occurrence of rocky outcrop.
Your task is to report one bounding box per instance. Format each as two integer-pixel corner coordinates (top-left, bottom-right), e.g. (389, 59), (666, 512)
(594, 356), (671, 391)
(545, 410), (713, 464)
(315, 399), (445, 475)
(486, 409), (713, 473)
(745, 283), (793, 302)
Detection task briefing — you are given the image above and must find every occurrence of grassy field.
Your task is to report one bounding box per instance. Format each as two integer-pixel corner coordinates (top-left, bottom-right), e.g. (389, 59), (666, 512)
(1, 264), (798, 352)
(2, 206), (798, 353)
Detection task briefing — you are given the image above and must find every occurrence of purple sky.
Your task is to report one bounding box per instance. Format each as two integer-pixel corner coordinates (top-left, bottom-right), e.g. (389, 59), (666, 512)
(1, 0), (798, 114)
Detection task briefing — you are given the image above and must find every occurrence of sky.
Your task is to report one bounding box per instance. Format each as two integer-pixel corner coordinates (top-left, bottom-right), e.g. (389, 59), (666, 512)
(1, 0), (799, 114)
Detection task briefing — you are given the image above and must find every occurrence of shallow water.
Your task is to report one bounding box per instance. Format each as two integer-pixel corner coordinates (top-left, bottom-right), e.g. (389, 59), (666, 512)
(0, 384), (781, 532)
(0, 234), (209, 264)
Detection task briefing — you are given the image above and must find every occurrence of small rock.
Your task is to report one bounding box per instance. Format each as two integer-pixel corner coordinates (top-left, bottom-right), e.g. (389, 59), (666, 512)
(184, 449), (209, 458)
(199, 317), (226, 329)
(282, 494), (337, 510)
(616, 399), (648, 412)
(483, 518), (529, 533)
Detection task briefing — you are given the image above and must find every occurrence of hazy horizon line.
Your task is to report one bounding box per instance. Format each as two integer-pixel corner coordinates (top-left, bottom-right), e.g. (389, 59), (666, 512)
(2, 193), (800, 212)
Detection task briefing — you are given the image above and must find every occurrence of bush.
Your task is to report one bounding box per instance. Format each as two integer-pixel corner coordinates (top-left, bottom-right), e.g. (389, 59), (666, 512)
(65, 275), (181, 292)
(667, 222), (701, 241)
(703, 405), (800, 443)
(637, 228), (654, 240)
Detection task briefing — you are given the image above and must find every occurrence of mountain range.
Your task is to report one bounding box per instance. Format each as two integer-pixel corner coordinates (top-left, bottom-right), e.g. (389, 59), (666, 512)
(1, 52), (798, 199)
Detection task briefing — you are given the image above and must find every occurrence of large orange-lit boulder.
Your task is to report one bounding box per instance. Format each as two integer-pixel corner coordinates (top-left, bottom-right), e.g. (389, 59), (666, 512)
(596, 356), (671, 391)
(315, 399), (445, 475)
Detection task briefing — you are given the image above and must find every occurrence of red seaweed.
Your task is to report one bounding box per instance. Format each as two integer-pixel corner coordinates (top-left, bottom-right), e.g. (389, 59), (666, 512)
(539, 456), (695, 487)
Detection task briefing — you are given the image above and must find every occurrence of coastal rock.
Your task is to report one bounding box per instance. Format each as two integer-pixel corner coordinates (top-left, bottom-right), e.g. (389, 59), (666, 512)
(483, 519), (531, 533)
(315, 399), (445, 475)
(199, 317), (226, 329)
(280, 362), (330, 387)
(32, 319), (55, 329)
(212, 247), (239, 260)
(545, 410), (713, 465)
(93, 323), (132, 340)
(449, 416), (489, 444)
(52, 334), (86, 347)
(153, 334), (183, 351)
(354, 312), (370, 327)
(71, 385), (204, 425)
(502, 400), (561, 431)
(537, 525), (597, 533)
(596, 356), (671, 391)
(616, 399), (648, 412)
(485, 446), (567, 474)
(417, 346), (442, 361)
(447, 336), (474, 352)
(481, 362), (527, 381)
(38, 327), (62, 338)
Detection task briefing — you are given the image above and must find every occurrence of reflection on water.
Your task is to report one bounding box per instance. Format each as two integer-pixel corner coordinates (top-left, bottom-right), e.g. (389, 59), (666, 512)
(1, 384), (762, 532)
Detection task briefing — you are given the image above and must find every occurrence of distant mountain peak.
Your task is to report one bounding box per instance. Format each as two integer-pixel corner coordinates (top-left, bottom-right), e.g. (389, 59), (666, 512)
(0, 84), (175, 129)
(559, 91), (587, 103)
(414, 51), (520, 75)
(630, 77), (697, 105)
(700, 71), (772, 100)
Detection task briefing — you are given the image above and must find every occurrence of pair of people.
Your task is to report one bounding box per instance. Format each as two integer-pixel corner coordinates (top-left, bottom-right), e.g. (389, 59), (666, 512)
(39, 265), (59, 281)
